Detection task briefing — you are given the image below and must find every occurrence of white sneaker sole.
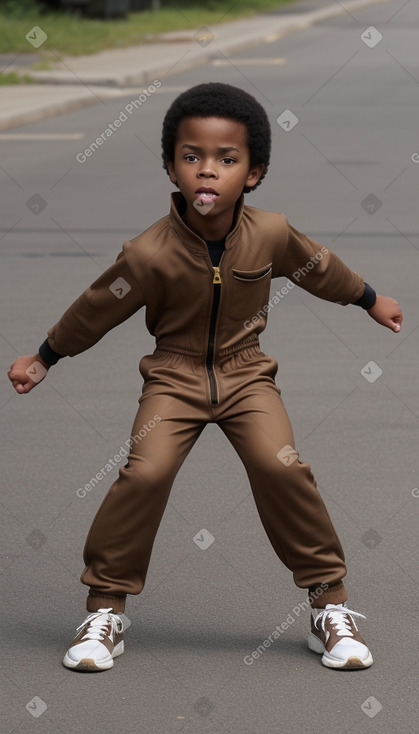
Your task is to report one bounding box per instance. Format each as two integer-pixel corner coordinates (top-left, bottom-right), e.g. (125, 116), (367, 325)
(62, 640), (124, 672)
(308, 632), (373, 670)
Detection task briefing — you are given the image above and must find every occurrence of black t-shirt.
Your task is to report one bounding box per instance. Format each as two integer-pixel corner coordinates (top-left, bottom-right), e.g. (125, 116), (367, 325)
(205, 237), (226, 267)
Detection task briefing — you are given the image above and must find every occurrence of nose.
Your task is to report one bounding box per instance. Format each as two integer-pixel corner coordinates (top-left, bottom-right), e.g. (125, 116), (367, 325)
(198, 158), (217, 178)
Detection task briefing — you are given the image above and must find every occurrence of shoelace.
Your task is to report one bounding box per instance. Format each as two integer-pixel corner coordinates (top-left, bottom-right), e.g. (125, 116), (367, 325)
(76, 610), (123, 642)
(314, 606), (366, 638)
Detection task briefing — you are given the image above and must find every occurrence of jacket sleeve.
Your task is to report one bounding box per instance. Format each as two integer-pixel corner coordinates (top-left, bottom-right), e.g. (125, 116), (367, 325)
(275, 218), (365, 305)
(45, 245), (145, 357)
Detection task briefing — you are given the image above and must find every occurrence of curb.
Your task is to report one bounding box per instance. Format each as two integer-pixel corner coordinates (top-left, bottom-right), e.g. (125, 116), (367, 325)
(0, 0), (390, 132)
(19, 0), (390, 87)
(0, 85), (157, 133)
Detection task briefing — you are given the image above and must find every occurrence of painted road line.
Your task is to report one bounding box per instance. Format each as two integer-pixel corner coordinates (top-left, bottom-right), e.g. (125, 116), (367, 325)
(212, 58), (286, 66)
(0, 133), (85, 141)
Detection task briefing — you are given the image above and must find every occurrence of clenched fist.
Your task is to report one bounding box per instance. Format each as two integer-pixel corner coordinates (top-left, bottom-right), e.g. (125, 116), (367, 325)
(8, 354), (49, 394)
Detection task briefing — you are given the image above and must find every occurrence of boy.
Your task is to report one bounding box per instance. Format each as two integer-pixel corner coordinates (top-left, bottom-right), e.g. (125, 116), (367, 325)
(8, 83), (402, 672)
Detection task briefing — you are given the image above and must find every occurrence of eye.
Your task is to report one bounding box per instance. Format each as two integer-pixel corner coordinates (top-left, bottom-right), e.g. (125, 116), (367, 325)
(222, 157), (235, 165)
(184, 154), (198, 163)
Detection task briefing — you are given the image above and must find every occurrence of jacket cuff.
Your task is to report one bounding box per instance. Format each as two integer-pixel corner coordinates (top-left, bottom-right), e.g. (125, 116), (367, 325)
(38, 338), (65, 366)
(354, 282), (376, 309)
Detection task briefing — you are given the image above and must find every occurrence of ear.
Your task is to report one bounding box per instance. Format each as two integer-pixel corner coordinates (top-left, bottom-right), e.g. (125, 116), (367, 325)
(166, 159), (178, 186)
(245, 163), (265, 189)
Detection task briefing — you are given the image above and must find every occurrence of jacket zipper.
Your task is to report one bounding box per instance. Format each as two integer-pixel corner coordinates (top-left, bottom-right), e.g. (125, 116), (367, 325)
(206, 265), (222, 405)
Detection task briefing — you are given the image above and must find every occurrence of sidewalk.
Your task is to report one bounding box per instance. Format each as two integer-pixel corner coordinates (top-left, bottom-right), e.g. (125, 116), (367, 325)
(0, 0), (389, 132)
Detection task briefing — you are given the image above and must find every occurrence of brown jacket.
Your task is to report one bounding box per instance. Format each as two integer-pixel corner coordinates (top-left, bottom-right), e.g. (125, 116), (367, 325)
(46, 192), (364, 360)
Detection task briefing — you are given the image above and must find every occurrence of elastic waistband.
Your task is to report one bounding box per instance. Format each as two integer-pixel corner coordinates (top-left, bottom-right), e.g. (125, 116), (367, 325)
(156, 335), (260, 358)
(219, 335), (260, 356)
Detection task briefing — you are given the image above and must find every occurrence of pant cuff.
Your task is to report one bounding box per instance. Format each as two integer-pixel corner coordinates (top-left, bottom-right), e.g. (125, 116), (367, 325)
(86, 592), (127, 613)
(309, 581), (348, 608)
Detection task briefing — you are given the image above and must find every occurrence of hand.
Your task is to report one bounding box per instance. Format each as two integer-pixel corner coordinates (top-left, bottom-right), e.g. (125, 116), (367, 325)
(8, 354), (49, 394)
(367, 295), (403, 332)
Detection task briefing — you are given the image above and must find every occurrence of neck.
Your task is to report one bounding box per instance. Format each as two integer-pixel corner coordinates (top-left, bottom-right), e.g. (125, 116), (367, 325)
(182, 214), (233, 240)
(182, 208), (233, 241)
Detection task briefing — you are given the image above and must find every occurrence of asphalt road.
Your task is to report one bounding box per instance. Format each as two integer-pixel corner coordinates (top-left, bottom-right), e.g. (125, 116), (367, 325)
(1, 1), (418, 733)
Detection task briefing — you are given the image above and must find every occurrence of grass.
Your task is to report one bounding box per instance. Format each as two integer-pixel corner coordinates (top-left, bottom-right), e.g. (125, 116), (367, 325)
(0, 71), (34, 84)
(0, 0), (298, 56)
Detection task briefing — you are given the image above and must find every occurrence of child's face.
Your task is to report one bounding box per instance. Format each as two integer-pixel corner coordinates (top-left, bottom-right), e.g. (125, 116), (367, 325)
(166, 116), (264, 231)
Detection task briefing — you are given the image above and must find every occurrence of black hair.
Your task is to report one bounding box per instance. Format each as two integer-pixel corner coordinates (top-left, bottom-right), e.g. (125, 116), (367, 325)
(161, 82), (271, 193)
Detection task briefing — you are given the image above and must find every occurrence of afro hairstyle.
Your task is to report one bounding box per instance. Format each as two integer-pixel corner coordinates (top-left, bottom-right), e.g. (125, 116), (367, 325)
(161, 82), (271, 193)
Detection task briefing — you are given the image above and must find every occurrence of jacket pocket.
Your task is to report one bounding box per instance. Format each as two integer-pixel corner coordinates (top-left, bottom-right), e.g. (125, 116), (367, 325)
(228, 263), (272, 322)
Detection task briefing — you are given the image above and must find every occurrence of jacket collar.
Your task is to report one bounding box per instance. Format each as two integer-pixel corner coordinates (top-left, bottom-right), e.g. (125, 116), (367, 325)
(169, 191), (245, 250)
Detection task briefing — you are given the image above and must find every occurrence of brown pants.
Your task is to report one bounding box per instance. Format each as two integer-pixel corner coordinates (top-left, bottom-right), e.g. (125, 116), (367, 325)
(81, 344), (348, 613)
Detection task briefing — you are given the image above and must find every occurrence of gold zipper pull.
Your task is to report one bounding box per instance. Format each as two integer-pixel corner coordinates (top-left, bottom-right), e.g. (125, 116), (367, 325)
(213, 266), (222, 284)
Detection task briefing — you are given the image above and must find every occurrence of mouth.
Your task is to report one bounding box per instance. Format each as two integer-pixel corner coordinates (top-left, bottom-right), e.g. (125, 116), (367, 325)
(194, 187), (219, 204)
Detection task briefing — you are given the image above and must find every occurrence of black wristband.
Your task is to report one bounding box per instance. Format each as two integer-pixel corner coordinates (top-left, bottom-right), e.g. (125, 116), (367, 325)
(354, 282), (377, 309)
(38, 339), (65, 367)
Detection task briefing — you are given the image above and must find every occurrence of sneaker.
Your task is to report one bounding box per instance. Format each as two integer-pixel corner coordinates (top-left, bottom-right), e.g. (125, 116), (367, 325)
(308, 603), (373, 669)
(63, 608), (125, 672)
